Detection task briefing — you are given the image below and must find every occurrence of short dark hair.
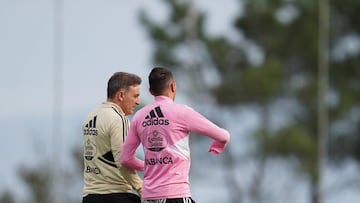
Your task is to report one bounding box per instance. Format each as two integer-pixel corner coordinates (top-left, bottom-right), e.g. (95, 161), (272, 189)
(148, 67), (174, 96)
(107, 72), (141, 99)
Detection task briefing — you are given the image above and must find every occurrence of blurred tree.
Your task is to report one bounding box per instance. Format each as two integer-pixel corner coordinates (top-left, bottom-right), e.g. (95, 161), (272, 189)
(7, 146), (83, 203)
(139, 0), (360, 203)
(328, 0), (360, 161)
(18, 164), (52, 203)
(0, 191), (16, 203)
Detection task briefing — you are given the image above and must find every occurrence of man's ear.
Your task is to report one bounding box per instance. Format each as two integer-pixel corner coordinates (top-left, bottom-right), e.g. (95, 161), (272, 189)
(170, 82), (176, 93)
(117, 90), (125, 101)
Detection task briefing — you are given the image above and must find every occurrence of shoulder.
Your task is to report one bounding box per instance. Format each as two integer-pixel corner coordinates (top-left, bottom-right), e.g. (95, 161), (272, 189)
(94, 105), (126, 126)
(132, 104), (155, 120)
(173, 103), (196, 113)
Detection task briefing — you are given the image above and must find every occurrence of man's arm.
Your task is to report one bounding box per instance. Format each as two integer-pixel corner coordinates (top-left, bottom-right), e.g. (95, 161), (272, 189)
(183, 106), (230, 154)
(120, 120), (144, 171)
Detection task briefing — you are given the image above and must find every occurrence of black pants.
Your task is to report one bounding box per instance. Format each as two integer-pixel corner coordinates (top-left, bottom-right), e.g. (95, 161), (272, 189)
(83, 193), (141, 203)
(141, 197), (195, 203)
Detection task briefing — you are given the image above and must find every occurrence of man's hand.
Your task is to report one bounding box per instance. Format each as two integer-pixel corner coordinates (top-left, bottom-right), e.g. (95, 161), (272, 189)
(208, 140), (227, 154)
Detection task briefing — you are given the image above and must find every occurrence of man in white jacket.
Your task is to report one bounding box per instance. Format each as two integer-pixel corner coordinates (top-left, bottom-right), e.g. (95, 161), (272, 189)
(82, 72), (143, 203)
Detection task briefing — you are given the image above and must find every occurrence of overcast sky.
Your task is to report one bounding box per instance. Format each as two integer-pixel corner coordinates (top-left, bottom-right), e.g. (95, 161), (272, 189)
(1, 1), (359, 202)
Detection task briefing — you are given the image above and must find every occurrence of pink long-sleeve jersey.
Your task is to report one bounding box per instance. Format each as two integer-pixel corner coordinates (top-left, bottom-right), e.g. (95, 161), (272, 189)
(120, 96), (230, 200)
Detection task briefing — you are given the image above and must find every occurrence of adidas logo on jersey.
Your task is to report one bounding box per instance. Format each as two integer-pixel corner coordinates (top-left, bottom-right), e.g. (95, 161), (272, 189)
(83, 116), (98, 136)
(142, 106), (169, 127)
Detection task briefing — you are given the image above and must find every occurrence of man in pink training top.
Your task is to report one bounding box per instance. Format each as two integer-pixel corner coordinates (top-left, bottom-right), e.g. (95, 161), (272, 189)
(120, 67), (230, 203)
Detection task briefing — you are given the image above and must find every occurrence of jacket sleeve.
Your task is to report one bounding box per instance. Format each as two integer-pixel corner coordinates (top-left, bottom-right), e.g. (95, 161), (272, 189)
(119, 166), (143, 196)
(109, 118), (143, 193)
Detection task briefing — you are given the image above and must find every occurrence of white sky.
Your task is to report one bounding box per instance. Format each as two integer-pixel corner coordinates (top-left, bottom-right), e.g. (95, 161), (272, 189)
(0, 0), (239, 118)
(0, 0), (155, 118)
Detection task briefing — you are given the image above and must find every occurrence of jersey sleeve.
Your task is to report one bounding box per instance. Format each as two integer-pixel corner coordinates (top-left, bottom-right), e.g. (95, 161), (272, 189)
(120, 119), (145, 171)
(182, 106), (230, 154)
